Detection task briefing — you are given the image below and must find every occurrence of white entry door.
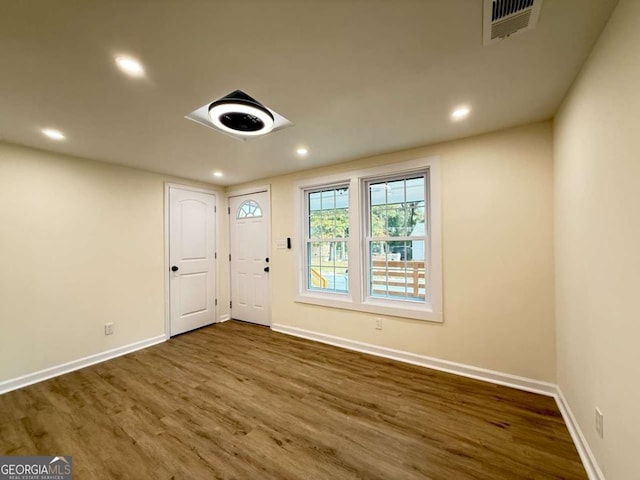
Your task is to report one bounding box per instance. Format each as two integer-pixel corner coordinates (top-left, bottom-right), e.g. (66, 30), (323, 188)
(169, 187), (217, 336)
(229, 191), (270, 326)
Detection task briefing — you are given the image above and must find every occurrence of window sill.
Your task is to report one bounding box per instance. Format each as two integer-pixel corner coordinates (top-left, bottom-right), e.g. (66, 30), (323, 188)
(295, 293), (443, 322)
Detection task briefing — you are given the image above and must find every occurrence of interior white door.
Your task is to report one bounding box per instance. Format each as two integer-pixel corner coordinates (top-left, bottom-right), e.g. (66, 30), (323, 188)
(169, 187), (217, 336)
(229, 191), (270, 326)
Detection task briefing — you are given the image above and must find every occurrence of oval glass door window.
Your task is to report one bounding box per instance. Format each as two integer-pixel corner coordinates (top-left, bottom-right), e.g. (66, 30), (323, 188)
(237, 200), (263, 218)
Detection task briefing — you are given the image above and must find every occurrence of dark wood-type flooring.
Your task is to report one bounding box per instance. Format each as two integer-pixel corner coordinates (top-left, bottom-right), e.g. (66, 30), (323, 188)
(0, 320), (586, 479)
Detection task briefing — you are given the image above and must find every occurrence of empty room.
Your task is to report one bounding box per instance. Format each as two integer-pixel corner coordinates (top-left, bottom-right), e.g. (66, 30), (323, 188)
(0, 0), (637, 478)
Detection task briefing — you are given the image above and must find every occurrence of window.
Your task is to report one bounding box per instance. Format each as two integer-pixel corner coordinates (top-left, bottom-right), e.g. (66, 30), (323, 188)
(366, 175), (427, 302)
(237, 200), (262, 218)
(295, 157), (442, 322)
(306, 186), (349, 293)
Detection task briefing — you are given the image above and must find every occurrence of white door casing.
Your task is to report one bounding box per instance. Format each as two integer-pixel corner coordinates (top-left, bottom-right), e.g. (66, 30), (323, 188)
(169, 187), (217, 336)
(229, 191), (270, 326)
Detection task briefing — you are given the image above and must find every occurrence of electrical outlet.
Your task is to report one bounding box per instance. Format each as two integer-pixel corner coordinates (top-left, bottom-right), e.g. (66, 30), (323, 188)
(104, 322), (114, 336)
(375, 318), (383, 330)
(595, 408), (603, 438)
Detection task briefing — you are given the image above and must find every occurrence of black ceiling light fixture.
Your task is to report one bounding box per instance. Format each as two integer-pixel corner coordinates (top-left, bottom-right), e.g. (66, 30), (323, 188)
(208, 90), (275, 137)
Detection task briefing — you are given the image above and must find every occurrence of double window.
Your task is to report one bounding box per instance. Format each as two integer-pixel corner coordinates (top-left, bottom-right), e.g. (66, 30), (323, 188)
(296, 157), (442, 322)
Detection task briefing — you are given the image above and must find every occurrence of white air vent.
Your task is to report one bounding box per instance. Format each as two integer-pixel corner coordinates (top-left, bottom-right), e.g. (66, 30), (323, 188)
(185, 90), (292, 141)
(483, 0), (543, 45)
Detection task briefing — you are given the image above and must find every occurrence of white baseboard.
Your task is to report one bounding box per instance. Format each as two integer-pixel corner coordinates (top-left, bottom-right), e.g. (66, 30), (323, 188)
(219, 314), (231, 322)
(270, 323), (556, 396)
(554, 388), (604, 480)
(0, 334), (167, 395)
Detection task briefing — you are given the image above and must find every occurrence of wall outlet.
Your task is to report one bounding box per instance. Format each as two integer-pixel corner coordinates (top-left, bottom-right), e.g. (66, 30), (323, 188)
(595, 407), (604, 438)
(375, 317), (383, 330)
(104, 322), (114, 336)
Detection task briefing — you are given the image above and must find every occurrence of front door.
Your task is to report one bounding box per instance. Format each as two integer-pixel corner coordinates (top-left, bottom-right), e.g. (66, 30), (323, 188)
(229, 191), (270, 326)
(169, 187), (217, 336)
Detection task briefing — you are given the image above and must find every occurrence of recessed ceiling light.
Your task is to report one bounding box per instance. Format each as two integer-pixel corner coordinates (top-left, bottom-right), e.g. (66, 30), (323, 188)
(42, 128), (65, 140)
(115, 55), (145, 77)
(296, 147), (308, 157)
(208, 90), (274, 137)
(213, 171), (223, 178)
(451, 105), (471, 121)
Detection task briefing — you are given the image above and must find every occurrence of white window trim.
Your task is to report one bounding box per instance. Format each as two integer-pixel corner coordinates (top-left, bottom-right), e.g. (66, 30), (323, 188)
(303, 182), (351, 298)
(294, 156), (442, 322)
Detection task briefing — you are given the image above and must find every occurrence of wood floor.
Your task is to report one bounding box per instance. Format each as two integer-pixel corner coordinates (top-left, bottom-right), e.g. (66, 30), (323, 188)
(0, 320), (586, 479)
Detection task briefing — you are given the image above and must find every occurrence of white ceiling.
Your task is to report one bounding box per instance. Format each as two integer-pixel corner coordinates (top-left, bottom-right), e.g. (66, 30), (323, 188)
(0, 0), (617, 185)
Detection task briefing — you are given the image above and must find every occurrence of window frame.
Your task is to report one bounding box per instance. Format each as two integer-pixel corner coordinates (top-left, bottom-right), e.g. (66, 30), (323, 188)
(304, 183), (351, 296)
(294, 156), (442, 322)
(362, 171), (429, 306)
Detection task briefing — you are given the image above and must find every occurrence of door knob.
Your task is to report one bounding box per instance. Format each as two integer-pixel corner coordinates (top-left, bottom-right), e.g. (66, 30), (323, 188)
(264, 266), (270, 272)
(171, 266), (179, 272)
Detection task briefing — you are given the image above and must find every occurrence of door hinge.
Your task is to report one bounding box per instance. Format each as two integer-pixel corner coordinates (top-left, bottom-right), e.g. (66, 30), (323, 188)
(215, 298), (218, 306)
(214, 206), (217, 213)
(214, 252), (217, 259)
(230, 301), (232, 309)
(228, 207), (231, 215)
(229, 253), (231, 262)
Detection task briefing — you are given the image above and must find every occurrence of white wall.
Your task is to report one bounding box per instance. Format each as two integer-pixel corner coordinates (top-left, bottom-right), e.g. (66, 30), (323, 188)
(232, 121), (556, 382)
(554, 0), (640, 478)
(0, 142), (228, 383)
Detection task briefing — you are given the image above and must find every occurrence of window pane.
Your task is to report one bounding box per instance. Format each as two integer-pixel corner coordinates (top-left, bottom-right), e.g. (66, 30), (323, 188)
(236, 200), (262, 218)
(308, 187), (349, 240)
(308, 241), (348, 293)
(370, 240), (424, 301)
(406, 177), (425, 202)
(309, 210), (322, 238)
(387, 203), (406, 236)
(335, 188), (349, 209)
(387, 179), (406, 204)
(369, 176), (425, 237)
(321, 189), (335, 210)
(334, 207), (349, 238)
(409, 202), (426, 236)
(370, 204), (386, 237)
(320, 210), (334, 239)
(308, 241), (324, 268)
(309, 191), (322, 212)
(369, 183), (388, 206)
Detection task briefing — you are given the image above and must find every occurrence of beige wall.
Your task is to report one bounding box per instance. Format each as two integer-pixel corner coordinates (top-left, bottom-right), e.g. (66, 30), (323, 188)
(233, 121), (556, 382)
(554, 0), (640, 477)
(0, 142), (229, 383)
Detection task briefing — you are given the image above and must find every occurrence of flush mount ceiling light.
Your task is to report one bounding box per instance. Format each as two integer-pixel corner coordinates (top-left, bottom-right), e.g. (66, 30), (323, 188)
(208, 90), (274, 137)
(213, 171), (223, 178)
(186, 90), (292, 141)
(115, 55), (145, 77)
(42, 128), (65, 140)
(296, 147), (308, 157)
(451, 105), (471, 121)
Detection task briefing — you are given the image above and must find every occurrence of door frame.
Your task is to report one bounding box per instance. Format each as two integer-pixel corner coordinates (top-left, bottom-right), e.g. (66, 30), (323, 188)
(164, 182), (220, 338)
(227, 185), (272, 326)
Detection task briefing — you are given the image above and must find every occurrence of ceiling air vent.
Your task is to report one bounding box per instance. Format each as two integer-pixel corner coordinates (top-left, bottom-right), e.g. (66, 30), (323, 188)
(483, 0), (543, 45)
(185, 90), (292, 141)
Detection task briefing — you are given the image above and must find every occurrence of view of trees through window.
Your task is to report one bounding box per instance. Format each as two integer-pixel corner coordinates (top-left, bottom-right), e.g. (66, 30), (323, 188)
(305, 175), (428, 301)
(307, 187), (349, 293)
(368, 175), (427, 301)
